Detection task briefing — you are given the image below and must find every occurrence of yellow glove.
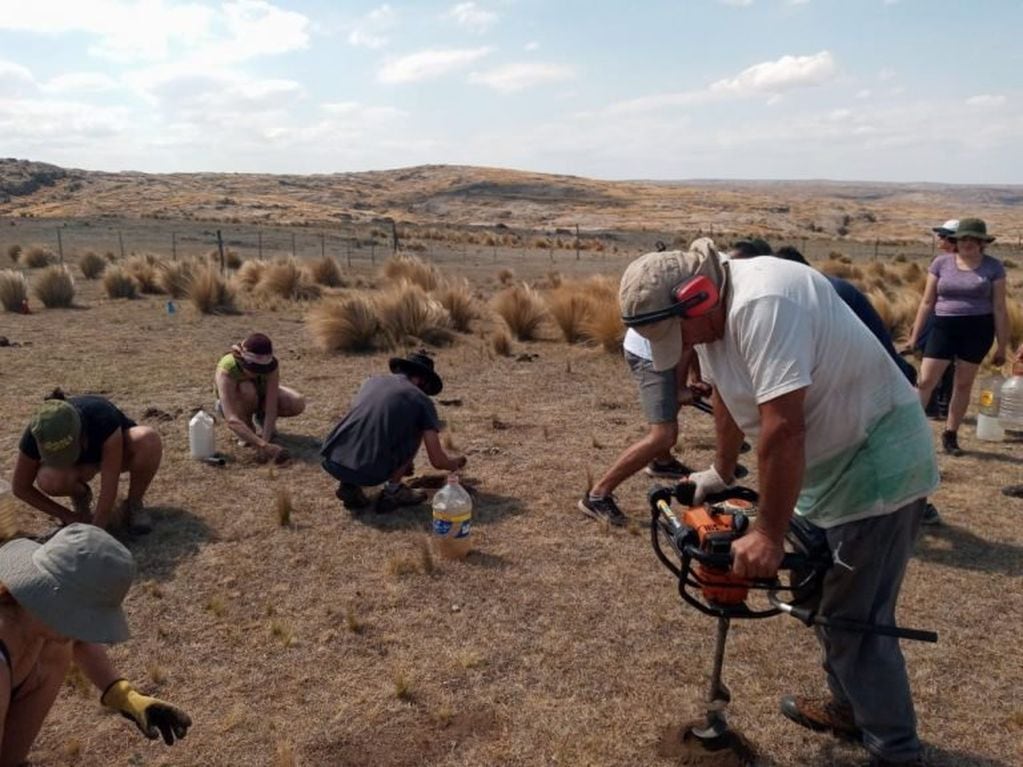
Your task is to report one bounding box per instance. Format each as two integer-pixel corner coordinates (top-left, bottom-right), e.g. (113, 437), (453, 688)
(101, 679), (192, 745)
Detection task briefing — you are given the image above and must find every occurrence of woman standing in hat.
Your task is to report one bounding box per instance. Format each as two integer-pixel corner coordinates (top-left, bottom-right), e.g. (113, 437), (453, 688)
(214, 332), (306, 464)
(11, 392), (162, 533)
(906, 217), (1010, 456)
(0, 524), (190, 763)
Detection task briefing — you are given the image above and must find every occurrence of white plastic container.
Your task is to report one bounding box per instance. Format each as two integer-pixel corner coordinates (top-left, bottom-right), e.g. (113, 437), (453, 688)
(432, 474), (473, 560)
(189, 409), (216, 460)
(0, 479), (16, 541)
(999, 375), (1023, 430)
(976, 413), (1005, 442)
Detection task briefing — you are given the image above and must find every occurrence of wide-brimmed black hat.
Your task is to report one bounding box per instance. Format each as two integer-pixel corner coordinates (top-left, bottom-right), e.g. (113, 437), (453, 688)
(389, 350), (443, 396)
(949, 217), (995, 243)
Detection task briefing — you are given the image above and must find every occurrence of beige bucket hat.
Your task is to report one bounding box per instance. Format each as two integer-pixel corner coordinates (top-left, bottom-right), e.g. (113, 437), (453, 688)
(619, 238), (727, 371)
(0, 523), (134, 643)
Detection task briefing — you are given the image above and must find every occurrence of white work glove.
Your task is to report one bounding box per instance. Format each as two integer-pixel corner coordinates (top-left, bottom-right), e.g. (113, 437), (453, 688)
(687, 465), (734, 505)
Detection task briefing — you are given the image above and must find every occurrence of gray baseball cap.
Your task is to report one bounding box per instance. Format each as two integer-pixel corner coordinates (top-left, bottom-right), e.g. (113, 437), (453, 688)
(0, 524), (134, 643)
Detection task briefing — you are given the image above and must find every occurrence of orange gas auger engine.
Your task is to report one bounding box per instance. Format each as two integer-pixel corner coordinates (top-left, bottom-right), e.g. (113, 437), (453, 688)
(648, 483), (937, 763)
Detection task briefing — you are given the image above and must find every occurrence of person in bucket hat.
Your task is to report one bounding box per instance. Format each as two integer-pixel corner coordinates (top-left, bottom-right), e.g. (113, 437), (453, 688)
(11, 391), (162, 533)
(620, 239), (937, 766)
(320, 350), (466, 512)
(906, 217), (1010, 457)
(214, 332), (306, 464)
(0, 524), (191, 763)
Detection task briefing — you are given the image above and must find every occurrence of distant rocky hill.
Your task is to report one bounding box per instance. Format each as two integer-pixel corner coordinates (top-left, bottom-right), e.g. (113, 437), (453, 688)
(2, 158), (1021, 244)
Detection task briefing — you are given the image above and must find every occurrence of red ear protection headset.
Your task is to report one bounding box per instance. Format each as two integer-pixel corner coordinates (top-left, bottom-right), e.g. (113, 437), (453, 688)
(622, 274), (720, 327)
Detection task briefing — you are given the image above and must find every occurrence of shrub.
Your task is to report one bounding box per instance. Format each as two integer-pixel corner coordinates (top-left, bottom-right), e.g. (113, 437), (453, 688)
(546, 287), (592, 343)
(189, 266), (237, 314)
(307, 294), (383, 352)
(33, 265), (75, 308)
(236, 260), (266, 290)
(226, 250), (242, 270)
(545, 276), (623, 351)
(310, 255), (345, 287)
(258, 258), (320, 300)
(78, 251), (106, 279)
(435, 279), (475, 333)
(492, 284), (547, 340)
(0, 269), (28, 311)
(7, 244), (21, 264)
(817, 260), (863, 281)
(103, 266), (138, 299)
(491, 327), (512, 357)
(376, 283), (454, 347)
(497, 268), (514, 285)
(124, 255), (165, 294)
(582, 300), (625, 353)
(159, 260), (194, 298)
(381, 254), (439, 291)
(21, 245), (54, 268)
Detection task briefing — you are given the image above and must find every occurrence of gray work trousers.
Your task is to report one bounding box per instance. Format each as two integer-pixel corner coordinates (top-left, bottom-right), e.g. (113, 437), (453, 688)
(809, 498), (925, 763)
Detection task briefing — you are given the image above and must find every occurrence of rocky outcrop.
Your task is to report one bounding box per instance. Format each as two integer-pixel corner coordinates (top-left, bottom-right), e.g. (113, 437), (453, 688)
(0, 158), (68, 201)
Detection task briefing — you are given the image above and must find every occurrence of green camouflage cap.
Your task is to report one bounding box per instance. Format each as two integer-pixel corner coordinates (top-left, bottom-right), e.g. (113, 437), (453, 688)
(29, 400), (82, 467)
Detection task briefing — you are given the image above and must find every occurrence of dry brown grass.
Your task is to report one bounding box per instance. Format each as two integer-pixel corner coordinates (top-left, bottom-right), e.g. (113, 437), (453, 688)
(435, 279), (476, 333)
(78, 251), (106, 279)
(189, 266), (237, 314)
(274, 486), (293, 527)
(497, 267), (515, 285)
(258, 258), (320, 301)
(544, 277), (623, 351)
(491, 327), (512, 357)
(309, 255), (345, 288)
(382, 254), (439, 291)
(376, 282), (454, 347)
(1008, 298), (1023, 348)
(124, 254), (165, 294)
(102, 266), (138, 299)
(492, 284), (547, 340)
(817, 259), (864, 281)
(32, 265), (75, 308)
(307, 294), (383, 353)
(0, 269), (28, 311)
(21, 245), (54, 269)
(236, 259), (267, 291)
(158, 260), (194, 299)
(7, 244), (21, 264)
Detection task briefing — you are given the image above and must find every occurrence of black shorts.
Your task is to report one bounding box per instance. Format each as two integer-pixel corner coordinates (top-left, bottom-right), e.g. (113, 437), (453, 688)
(923, 314), (995, 364)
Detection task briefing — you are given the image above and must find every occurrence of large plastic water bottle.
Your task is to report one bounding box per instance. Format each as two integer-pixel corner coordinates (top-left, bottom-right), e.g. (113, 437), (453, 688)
(999, 375), (1023, 431)
(976, 374), (1005, 441)
(432, 474), (473, 560)
(0, 479), (16, 542)
(189, 409), (216, 460)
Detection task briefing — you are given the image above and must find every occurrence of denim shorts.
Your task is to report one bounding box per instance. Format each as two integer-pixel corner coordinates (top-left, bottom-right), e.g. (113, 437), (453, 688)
(625, 351), (678, 424)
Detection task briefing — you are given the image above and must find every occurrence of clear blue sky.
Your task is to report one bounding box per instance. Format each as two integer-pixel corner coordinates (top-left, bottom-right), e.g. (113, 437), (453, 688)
(1, 0), (1020, 183)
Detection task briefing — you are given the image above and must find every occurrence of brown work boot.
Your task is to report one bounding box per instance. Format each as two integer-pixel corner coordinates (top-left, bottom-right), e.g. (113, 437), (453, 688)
(335, 483), (370, 510)
(376, 483), (427, 513)
(780, 695), (861, 740)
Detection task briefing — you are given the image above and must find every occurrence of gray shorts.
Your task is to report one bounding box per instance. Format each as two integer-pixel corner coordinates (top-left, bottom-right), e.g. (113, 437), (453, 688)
(625, 351), (678, 424)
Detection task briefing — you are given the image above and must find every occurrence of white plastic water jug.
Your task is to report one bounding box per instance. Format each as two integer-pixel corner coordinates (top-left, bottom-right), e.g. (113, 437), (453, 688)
(432, 474), (473, 560)
(189, 409), (216, 459)
(999, 375), (1023, 430)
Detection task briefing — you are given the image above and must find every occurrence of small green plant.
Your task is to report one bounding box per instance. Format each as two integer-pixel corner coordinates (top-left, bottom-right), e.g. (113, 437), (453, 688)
(270, 619), (295, 647)
(275, 487), (293, 526)
(206, 594), (228, 617)
(393, 668), (415, 701)
(345, 605), (365, 634)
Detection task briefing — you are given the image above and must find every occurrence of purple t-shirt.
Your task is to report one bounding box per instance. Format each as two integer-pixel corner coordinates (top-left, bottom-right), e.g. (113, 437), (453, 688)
(929, 253), (1005, 316)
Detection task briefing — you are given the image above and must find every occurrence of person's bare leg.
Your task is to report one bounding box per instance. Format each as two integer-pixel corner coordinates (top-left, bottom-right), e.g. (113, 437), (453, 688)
(35, 467), (93, 521)
(123, 426), (163, 505)
(235, 381), (260, 429)
(1, 639), (73, 764)
(946, 359), (981, 433)
(591, 422), (677, 497)
(276, 386), (306, 418)
(916, 357), (951, 409)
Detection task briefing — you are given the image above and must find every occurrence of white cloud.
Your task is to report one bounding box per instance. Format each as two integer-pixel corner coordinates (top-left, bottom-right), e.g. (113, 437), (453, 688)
(856, 88), (872, 99)
(709, 51), (835, 96)
(0, 60), (37, 97)
(378, 47), (492, 84)
(610, 51), (837, 114)
(43, 72), (120, 93)
(878, 67), (896, 81)
(524, 41), (539, 52)
(966, 94), (1006, 108)
(348, 4), (396, 49)
(469, 62), (574, 92)
(0, 1), (307, 64)
(445, 3), (498, 32)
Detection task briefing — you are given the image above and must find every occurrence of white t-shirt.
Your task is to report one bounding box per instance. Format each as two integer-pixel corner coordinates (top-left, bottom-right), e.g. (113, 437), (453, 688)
(622, 328), (653, 360)
(696, 258), (938, 528)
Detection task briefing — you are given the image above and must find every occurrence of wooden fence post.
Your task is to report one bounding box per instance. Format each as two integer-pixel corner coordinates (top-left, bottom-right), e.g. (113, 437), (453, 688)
(320, 232), (325, 259)
(217, 230), (225, 274)
(117, 230), (125, 260)
(346, 238), (352, 267)
(258, 230), (263, 260)
(291, 231), (296, 258)
(56, 228), (63, 263)
(172, 231), (177, 260)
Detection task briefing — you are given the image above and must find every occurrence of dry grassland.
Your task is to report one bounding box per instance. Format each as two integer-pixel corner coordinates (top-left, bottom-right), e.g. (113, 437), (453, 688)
(0, 247), (1021, 767)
